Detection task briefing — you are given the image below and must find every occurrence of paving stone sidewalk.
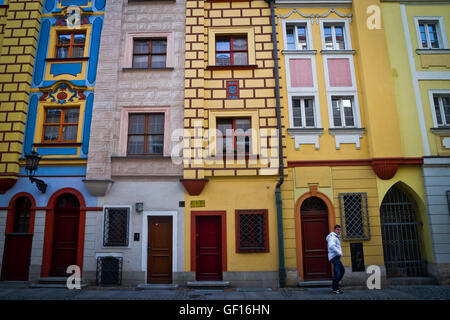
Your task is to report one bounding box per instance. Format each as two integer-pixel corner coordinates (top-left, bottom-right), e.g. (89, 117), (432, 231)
(0, 285), (449, 300)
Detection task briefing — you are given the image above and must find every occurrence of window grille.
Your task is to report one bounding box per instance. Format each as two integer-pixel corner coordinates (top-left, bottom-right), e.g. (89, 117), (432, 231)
(103, 207), (130, 247)
(447, 191), (450, 214)
(236, 210), (268, 252)
(96, 256), (123, 286)
(338, 193), (370, 241)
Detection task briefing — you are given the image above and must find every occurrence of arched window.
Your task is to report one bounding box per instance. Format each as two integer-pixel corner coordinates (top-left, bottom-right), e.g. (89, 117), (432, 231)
(13, 197), (32, 233)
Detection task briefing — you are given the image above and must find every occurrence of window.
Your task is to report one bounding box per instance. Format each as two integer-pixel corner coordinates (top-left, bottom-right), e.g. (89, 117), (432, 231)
(323, 24), (346, 50)
(419, 21), (441, 49)
(103, 207), (130, 247)
(132, 38), (167, 68)
(55, 32), (86, 58)
(236, 210), (268, 252)
(338, 193), (370, 241)
(286, 24), (309, 50)
(433, 95), (450, 126)
(331, 97), (356, 128)
(217, 118), (251, 157)
(292, 97), (315, 128)
(127, 113), (164, 155)
(215, 35), (248, 66)
(43, 108), (79, 142)
(13, 197), (32, 233)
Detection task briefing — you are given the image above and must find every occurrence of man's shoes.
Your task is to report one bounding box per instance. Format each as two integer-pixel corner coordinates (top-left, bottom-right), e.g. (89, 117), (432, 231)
(331, 290), (343, 294)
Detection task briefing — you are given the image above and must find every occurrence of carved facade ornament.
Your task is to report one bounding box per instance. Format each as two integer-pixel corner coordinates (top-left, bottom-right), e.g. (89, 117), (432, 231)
(278, 8), (352, 24)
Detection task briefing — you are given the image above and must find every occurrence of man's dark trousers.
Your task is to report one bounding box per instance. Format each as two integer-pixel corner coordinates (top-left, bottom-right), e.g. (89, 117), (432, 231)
(331, 256), (345, 291)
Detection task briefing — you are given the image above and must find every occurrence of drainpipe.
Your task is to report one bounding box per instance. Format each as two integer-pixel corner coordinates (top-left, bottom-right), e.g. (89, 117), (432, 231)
(266, 0), (286, 288)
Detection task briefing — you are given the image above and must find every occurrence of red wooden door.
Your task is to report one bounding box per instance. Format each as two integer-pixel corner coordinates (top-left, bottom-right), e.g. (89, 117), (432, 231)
(51, 194), (80, 277)
(301, 197), (331, 280)
(1, 196), (33, 281)
(147, 216), (172, 283)
(196, 216), (222, 280)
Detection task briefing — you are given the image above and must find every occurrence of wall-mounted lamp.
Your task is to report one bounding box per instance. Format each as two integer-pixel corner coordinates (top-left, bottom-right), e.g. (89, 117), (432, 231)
(135, 202), (144, 213)
(25, 151), (47, 194)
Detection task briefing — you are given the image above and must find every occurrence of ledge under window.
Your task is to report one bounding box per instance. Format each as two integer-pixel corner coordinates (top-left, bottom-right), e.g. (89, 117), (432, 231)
(287, 128), (324, 150)
(122, 67), (174, 71)
(416, 49), (450, 55)
(46, 57), (90, 62)
(206, 64), (258, 70)
(111, 155), (171, 160)
(328, 128), (365, 150)
(282, 50), (317, 55)
(321, 50), (356, 55)
(431, 127), (450, 134)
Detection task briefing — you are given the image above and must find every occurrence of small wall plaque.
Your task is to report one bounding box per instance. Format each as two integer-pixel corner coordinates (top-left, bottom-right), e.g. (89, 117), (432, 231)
(191, 200), (206, 208)
(226, 80), (239, 100)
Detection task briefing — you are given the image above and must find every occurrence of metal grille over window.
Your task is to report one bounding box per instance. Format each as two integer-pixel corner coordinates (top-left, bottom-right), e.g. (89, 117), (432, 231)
(237, 210), (267, 252)
(338, 193), (370, 241)
(96, 256), (123, 286)
(103, 208), (130, 247)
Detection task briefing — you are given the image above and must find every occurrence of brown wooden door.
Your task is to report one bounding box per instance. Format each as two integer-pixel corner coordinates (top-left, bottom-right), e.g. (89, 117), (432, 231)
(301, 197), (331, 280)
(147, 216), (172, 283)
(196, 216), (222, 280)
(51, 194), (80, 277)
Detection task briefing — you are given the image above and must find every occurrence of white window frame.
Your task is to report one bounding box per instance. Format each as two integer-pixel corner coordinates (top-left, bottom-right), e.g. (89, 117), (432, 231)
(320, 20), (352, 51)
(102, 205), (132, 249)
(428, 90), (450, 127)
(285, 54), (319, 93)
(330, 96), (359, 128)
(414, 17), (448, 50)
(282, 19), (314, 51)
(322, 54), (358, 92)
(288, 94), (321, 129)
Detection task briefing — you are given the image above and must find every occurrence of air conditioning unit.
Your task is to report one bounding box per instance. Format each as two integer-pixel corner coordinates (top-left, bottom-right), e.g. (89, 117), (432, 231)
(96, 256), (123, 286)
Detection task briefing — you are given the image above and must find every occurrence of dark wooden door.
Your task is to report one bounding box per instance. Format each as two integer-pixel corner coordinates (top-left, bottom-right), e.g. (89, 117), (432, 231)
(196, 216), (222, 280)
(1, 196), (33, 281)
(301, 197), (331, 280)
(1, 234), (33, 281)
(147, 216), (172, 283)
(51, 194), (80, 277)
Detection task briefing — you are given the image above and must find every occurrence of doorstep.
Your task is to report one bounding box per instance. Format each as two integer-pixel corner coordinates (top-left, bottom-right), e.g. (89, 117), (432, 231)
(137, 283), (179, 290)
(298, 280), (332, 288)
(186, 281), (231, 289)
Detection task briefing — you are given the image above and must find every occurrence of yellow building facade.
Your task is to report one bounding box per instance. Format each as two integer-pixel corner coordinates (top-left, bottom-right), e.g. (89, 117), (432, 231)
(276, 0), (435, 286)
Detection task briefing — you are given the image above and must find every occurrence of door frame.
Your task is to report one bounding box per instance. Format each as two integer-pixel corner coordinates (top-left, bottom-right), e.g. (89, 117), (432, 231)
(190, 211), (227, 276)
(41, 188), (86, 278)
(294, 186), (336, 280)
(141, 211), (178, 281)
(1, 192), (36, 281)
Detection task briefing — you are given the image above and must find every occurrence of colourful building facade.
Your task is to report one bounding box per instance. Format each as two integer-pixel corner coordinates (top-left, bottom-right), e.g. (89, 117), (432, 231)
(276, 0), (436, 286)
(0, 0), (105, 282)
(381, 0), (450, 284)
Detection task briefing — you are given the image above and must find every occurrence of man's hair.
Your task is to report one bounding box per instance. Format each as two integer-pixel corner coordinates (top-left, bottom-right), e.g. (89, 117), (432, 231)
(334, 225), (341, 230)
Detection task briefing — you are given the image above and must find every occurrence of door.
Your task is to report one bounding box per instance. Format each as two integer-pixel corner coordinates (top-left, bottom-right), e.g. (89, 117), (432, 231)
(380, 184), (426, 277)
(301, 197), (331, 280)
(51, 194), (80, 277)
(196, 216), (222, 280)
(147, 216), (172, 283)
(1, 197), (33, 281)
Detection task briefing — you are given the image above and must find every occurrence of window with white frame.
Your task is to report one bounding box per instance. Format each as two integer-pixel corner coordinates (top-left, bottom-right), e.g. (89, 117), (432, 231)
(286, 24), (310, 50)
(292, 97), (316, 128)
(103, 207), (130, 247)
(323, 23), (346, 50)
(433, 94), (450, 127)
(332, 97), (356, 128)
(418, 19), (444, 49)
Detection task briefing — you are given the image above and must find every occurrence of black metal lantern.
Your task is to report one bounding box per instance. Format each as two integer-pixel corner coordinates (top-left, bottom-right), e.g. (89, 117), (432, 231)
(25, 151), (47, 194)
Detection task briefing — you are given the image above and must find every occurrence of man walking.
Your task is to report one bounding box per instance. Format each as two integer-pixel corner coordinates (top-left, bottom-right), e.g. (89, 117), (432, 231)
(327, 225), (345, 294)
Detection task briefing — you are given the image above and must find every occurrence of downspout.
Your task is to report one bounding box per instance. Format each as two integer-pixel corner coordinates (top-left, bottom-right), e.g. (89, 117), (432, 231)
(266, 0), (286, 288)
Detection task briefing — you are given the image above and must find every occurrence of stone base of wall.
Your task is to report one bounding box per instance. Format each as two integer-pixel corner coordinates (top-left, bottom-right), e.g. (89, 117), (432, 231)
(341, 266), (388, 288)
(223, 271), (279, 288)
(428, 263), (450, 285)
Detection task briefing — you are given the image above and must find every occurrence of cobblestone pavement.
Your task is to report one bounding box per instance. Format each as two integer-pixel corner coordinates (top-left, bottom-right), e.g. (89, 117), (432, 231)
(0, 285), (449, 300)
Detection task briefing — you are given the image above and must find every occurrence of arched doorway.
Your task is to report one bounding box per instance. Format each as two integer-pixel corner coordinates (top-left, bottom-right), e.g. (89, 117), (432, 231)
(301, 197), (332, 280)
(50, 194), (80, 276)
(1, 195), (35, 281)
(380, 184), (426, 278)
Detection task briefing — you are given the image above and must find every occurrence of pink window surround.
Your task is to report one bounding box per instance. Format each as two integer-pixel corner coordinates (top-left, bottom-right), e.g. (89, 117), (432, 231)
(289, 59), (314, 88)
(119, 107), (171, 157)
(124, 32), (174, 68)
(327, 58), (352, 87)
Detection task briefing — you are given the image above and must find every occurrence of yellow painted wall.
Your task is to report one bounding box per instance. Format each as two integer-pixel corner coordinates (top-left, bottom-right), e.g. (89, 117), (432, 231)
(184, 177), (279, 272)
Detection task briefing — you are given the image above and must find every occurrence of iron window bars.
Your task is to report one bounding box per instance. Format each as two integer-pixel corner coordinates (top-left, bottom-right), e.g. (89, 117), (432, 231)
(338, 192), (371, 241)
(96, 256), (123, 286)
(103, 207), (130, 247)
(236, 210), (268, 253)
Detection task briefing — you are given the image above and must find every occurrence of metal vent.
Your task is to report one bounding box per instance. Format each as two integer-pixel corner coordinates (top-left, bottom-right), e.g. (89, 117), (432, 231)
(96, 256), (123, 286)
